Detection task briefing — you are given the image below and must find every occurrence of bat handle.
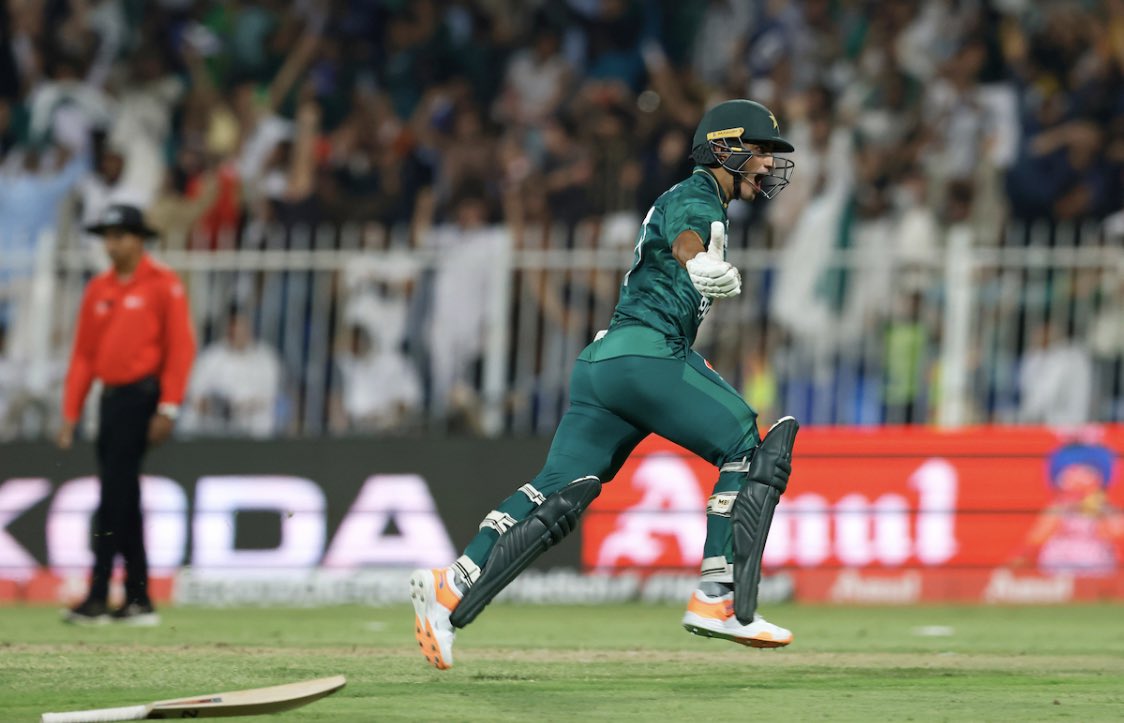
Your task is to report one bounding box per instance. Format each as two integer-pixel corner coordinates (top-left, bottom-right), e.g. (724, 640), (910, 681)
(41, 704), (151, 723)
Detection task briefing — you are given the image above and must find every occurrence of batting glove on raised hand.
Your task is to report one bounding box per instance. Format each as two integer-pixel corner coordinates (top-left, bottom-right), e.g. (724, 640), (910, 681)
(686, 221), (741, 299)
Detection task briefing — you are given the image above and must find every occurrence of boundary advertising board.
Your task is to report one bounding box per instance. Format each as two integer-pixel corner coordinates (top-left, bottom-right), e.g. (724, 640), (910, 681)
(0, 438), (554, 604)
(2, 427), (1122, 605)
(585, 426), (1124, 603)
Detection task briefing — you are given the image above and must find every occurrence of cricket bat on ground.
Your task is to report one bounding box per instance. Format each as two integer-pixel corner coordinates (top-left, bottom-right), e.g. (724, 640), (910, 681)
(41, 675), (346, 722)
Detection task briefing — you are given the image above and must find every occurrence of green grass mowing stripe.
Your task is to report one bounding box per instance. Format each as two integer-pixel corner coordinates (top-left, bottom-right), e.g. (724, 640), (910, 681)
(2, 603), (1123, 721)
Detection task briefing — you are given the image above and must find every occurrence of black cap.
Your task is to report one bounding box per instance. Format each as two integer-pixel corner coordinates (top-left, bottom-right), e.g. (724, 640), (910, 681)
(85, 204), (159, 239)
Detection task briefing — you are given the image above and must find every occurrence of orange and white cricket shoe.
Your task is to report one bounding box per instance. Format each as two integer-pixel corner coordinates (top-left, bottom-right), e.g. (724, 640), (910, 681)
(409, 568), (463, 670)
(681, 589), (793, 648)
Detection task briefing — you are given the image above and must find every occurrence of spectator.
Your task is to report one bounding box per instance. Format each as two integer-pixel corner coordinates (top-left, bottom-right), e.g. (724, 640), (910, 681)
(76, 133), (156, 249)
(539, 115), (593, 230)
(0, 317), (68, 441)
(767, 84), (853, 240)
(577, 0), (648, 91)
(883, 289), (936, 424)
(0, 143), (88, 244)
(740, 332), (780, 428)
(636, 125), (693, 214)
(0, 143), (89, 333)
(1018, 321), (1094, 426)
(320, 90), (399, 226)
(437, 101), (496, 215)
(1087, 272), (1124, 421)
(233, 28), (321, 209)
(689, 0), (754, 87)
(146, 145), (222, 252)
(424, 187), (510, 431)
(0, 323), (26, 439)
(494, 23), (571, 126)
(584, 97), (639, 216)
(330, 322), (422, 434)
(183, 308), (282, 438)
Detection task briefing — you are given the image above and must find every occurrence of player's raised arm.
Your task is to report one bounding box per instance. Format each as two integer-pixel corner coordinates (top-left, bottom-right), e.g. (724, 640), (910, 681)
(679, 223), (741, 299)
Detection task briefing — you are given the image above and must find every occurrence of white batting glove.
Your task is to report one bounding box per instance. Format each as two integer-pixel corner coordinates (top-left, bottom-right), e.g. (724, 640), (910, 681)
(686, 221), (741, 298)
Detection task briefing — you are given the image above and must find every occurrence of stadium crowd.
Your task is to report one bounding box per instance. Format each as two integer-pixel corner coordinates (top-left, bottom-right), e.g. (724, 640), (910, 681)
(0, 0), (1122, 438)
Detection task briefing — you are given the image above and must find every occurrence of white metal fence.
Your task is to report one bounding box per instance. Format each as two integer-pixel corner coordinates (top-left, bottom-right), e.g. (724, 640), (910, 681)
(1, 219), (1121, 439)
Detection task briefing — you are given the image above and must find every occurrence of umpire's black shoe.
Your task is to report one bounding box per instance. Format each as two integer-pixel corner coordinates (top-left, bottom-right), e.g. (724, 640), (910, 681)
(110, 600), (161, 627)
(63, 599), (110, 625)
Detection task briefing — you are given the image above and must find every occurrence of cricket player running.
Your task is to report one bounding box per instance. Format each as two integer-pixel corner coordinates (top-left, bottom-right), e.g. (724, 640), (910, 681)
(411, 99), (799, 669)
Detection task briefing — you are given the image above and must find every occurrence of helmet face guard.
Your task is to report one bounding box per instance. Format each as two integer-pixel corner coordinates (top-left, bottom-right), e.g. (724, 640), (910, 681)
(706, 137), (795, 200)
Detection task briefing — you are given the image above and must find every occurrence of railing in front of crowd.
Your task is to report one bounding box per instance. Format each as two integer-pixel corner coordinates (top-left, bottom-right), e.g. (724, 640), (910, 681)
(0, 218), (1120, 440)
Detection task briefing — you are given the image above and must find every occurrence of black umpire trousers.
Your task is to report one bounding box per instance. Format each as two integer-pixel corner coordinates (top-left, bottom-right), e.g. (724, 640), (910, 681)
(88, 375), (158, 605)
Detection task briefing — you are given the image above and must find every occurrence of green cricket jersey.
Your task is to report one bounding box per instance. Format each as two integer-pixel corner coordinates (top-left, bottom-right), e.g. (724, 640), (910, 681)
(609, 167), (729, 346)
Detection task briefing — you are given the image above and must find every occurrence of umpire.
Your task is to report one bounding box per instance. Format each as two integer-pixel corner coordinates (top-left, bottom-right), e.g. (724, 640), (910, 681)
(57, 204), (196, 625)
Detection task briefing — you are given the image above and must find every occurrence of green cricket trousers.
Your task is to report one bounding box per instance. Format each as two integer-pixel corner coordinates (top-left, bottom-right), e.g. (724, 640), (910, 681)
(460, 324), (761, 577)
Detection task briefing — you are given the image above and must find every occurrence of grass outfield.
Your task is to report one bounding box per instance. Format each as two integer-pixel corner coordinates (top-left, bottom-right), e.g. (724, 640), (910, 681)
(3, 603), (1123, 722)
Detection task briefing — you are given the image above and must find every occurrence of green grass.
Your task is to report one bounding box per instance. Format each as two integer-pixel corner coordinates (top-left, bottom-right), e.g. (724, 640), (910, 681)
(3, 603), (1124, 721)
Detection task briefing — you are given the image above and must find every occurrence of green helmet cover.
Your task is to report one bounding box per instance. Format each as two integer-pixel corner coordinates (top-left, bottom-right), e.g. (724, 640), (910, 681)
(692, 99), (794, 158)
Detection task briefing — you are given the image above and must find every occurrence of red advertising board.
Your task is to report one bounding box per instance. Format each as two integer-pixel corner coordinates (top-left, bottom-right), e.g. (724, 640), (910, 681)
(582, 426), (1124, 603)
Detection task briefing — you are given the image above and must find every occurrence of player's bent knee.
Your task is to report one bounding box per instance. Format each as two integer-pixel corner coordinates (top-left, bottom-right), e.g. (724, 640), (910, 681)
(717, 427), (760, 476)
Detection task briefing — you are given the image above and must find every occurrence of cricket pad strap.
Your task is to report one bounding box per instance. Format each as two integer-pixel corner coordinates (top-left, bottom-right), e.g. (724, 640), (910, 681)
(449, 476), (602, 628)
(733, 416), (798, 624)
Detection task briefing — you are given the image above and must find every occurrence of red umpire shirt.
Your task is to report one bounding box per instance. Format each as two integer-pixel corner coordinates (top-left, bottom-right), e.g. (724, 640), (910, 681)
(63, 254), (196, 422)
